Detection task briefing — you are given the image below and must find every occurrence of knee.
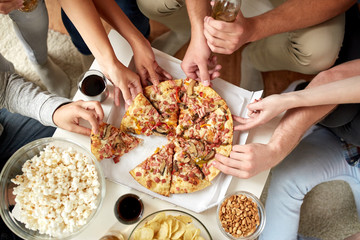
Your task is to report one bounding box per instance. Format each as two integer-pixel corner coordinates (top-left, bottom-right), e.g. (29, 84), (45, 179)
(287, 15), (345, 74)
(137, 0), (185, 17)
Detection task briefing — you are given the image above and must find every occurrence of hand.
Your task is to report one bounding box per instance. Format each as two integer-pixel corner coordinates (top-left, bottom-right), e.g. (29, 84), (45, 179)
(181, 36), (221, 86)
(233, 95), (287, 131)
(104, 60), (143, 107)
(53, 100), (104, 136)
(213, 143), (281, 179)
(132, 39), (172, 87)
(0, 0), (23, 14)
(203, 13), (253, 55)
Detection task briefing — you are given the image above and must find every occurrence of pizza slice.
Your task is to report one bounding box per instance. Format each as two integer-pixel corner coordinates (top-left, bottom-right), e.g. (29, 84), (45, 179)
(178, 105), (233, 145)
(144, 79), (183, 135)
(172, 138), (232, 182)
(169, 139), (211, 194)
(91, 122), (142, 163)
(121, 93), (166, 136)
(177, 79), (233, 145)
(129, 143), (175, 197)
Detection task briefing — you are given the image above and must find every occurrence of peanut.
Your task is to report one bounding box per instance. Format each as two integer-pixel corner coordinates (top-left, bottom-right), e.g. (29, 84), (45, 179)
(219, 194), (260, 238)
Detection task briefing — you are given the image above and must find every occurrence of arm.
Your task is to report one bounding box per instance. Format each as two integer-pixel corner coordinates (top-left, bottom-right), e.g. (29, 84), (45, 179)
(58, 0), (137, 106)
(214, 59), (360, 178)
(92, 0), (172, 86)
(0, 72), (104, 135)
(236, 59), (360, 131)
(204, 0), (356, 54)
(181, 0), (221, 86)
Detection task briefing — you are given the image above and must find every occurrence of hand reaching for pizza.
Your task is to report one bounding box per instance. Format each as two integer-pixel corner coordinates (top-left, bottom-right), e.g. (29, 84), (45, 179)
(103, 61), (143, 107)
(234, 95), (288, 131)
(132, 39), (172, 87)
(53, 100), (104, 136)
(181, 36), (222, 87)
(213, 143), (283, 179)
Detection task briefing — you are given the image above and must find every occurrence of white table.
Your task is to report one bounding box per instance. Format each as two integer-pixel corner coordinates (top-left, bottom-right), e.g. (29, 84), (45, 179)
(54, 30), (280, 239)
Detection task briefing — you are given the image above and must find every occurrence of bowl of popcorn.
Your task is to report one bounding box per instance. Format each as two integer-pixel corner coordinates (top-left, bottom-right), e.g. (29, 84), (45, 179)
(0, 137), (106, 239)
(217, 191), (266, 240)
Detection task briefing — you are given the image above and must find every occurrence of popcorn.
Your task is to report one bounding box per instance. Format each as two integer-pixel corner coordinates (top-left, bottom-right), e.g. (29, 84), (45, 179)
(11, 144), (100, 238)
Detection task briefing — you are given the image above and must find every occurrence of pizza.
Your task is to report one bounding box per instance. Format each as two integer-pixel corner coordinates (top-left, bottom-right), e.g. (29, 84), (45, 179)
(91, 122), (142, 163)
(129, 143), (175, 197)
(120, 93), (166, 136)
(121, 78), (233, 196)
(144, 79), (183, 136)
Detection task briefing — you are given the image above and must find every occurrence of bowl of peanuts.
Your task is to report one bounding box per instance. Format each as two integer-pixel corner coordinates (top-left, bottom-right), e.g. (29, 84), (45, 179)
(0, 137), (106, 239)
(216, 191), (266, 240)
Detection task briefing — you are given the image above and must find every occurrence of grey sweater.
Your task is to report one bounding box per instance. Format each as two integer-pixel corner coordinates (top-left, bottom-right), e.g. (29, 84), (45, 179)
(0, 71), (70, 136)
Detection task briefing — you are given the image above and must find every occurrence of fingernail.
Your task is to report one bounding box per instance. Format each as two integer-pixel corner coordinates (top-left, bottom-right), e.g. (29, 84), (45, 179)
(204, 80), (210, 86)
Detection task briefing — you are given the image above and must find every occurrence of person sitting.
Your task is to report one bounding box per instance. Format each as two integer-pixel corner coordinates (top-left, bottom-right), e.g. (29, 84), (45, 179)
(214, 59), (360, 239)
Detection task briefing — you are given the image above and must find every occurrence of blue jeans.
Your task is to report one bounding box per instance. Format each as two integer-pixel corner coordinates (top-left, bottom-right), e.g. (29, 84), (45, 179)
(61, 0), (150, 55)
(0, 108), (55, 171)
(260, 127), (360, 240)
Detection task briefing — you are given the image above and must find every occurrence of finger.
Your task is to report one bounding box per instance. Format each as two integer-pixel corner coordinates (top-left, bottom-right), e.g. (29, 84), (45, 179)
(137, 69), (149, 87)
(82, 101), (104, 122)
(129, 80), (143, 99)
(156, 65), (172, 81)
(78, 110), (101, 134)
(114, 86), (122, 107)
(232, 115), (249, 124)
(147, 62), (159, 86)
(70, 124), (92, 136)
(213, 154), (250, 178)
(198, 62), (211, 86)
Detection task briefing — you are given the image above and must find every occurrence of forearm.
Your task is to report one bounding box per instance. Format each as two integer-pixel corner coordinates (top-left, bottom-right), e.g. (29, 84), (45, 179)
(1, 72), (69, 126)
(92, 0), (147, 48)
(58, 0), (120, 69)
(268, 103), (335, 168)
(185, 0), (211, 38)
(280, 59), (360, 109)
(249, 0), (355, 42)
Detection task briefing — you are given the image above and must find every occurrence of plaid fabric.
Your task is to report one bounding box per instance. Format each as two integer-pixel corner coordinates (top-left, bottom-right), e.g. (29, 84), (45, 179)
(340, 138), (360, 167)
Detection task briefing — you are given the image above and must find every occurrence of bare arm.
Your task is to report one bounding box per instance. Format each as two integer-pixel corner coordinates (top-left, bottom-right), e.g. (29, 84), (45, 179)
(214, 59), (360, 178)
(181, 0), (221, 85)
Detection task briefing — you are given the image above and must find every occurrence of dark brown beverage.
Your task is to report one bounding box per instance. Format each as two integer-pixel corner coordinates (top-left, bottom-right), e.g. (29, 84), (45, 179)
(114, 194), (143, 224)
(80, 75), (106, 96)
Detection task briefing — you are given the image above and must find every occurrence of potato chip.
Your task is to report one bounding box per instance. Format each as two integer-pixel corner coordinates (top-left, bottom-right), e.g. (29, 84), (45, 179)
(156, 222), (169, 239)
(175, 215), (192, 224)
(133, 227), (154, 240)
(145, 221), (161, 233)
(171, 221), (186, 239)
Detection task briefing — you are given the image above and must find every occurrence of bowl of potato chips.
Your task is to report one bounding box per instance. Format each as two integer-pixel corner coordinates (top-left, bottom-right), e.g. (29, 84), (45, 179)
(128, 209), (212, 240)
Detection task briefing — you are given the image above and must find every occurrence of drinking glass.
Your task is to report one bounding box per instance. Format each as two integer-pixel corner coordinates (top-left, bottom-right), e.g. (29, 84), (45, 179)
(211, 0), (241, 22)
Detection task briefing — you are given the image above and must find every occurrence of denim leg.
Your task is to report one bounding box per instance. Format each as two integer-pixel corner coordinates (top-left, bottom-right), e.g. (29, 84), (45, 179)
(9, 0), (49, 65)
(260, 127), (360, 240)
(61, 0), (150, 55)
(0, 108), (55, 171)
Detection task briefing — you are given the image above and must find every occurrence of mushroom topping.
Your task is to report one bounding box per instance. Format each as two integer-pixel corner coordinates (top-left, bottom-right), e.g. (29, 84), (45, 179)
(159, 161), (166, 175)
(196, 141), (205, 152)
(203, 150), (215, 161)
(187, 142), (198, 158)
(187, 79), (196, 96)
(102, 124), (112, 139)
(154, 124), (168, 135)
